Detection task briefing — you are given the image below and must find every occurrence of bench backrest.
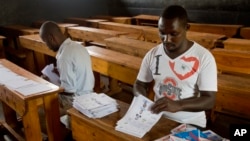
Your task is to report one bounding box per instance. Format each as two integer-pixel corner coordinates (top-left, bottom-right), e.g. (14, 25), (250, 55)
(211, 48), (250, 75)
(133, 14), (159, 27)
(105, 37), (157, 58)
(240, 27), (250, 39)
(223, 38), (250, 52)
(98, 22), (147, 40)
(0, 35), (6, 58)
(189, 23), (243, 38)
(31, 20), (78, 35)
(86, 46), (142, 85)
(64, 17), (108, 28)
(67, 26), (127, 44)
(142, 27), (226, 49)
(92, 15), (132, 24)
(216, 74), (250, 119)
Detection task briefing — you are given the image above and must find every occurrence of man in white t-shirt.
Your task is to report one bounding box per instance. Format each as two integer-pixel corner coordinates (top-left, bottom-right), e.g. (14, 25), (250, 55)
(133, 5), (217, 128)
(39, 21), (95, 138)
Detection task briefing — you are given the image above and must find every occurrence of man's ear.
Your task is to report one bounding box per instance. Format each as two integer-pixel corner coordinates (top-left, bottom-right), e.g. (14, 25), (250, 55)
(48, 33), (55, 42)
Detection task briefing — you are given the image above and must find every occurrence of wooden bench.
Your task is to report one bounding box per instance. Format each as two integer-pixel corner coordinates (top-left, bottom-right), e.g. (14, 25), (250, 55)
(105, 37), (157, 58)
(98, 22), (149, 40)
(189, 23), (243, 38)
(133, 14), (159, 27)
(67, 100), (179, 141)
(240, 27), (250, 39)
(142, 27), (226, 49)
(211, 48), (250, 76)
(0, 35), (6, 58)
(64, 17), (108, 27)
(67, 26), (128, 45)
(213, 73), (250, 121)
(92, 15), (133, 24)
(31, 20), (79, 35)
(0, 59), (63, 141)
(223, 38), (250, 51)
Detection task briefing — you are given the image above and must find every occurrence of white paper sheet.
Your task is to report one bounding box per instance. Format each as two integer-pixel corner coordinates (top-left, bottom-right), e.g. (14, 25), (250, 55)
(41, 64), (60, 86)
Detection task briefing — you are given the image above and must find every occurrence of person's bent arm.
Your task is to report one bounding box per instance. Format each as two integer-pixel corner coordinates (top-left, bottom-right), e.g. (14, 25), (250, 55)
(151, 91), (216, 113)
(133, 79), (151, 97)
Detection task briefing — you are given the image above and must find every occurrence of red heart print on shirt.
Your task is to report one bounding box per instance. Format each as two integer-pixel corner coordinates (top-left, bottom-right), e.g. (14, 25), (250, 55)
(169, 56), (199, 80)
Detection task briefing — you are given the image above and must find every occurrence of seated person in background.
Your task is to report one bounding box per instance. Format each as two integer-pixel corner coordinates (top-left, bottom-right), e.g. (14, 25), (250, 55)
(39, 21), (95, 127)
(133, 5), (217, 128)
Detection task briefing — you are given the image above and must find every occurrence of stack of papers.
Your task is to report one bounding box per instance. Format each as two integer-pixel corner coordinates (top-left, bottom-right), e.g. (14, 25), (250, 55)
(115, 94), (162, 138)
(0, 64), (52, 96)
(73, 93), (118, 118)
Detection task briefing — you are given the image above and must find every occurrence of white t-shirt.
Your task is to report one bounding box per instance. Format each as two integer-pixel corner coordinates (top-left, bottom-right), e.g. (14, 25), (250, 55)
(56, 38), (95, 96)
(137, 42), (217, 127)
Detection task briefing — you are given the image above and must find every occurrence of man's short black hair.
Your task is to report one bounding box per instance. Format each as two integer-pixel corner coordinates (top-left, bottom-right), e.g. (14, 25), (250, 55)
(161, 5), (188, 26)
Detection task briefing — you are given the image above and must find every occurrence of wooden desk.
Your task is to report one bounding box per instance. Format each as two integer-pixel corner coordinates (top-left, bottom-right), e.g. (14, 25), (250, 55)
(223, 38), (250, 51)
(105, 37), (157, 58)
(98, 22), (148, 40)
(64, 17), (108, 27)
(68, 100), (179, 141)
(142, 27), (226, 49)
(67, 26), (128, 45)
(0, 35), (6, 58)
(133, 14), (159, 27)
(0, 59), (63, 141)
(240, 27), (250, 39)
(0, 25), (39, 37)
(189, 23), (243, 38)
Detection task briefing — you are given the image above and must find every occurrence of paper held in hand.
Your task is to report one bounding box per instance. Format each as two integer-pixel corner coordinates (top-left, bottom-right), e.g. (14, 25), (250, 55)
(115, 94), (162, 138)
(41, 63), (60, 86)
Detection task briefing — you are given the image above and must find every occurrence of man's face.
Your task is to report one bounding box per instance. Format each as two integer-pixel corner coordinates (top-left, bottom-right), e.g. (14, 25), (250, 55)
(40, 32), (59, 52)
(158, 17), (187, 52)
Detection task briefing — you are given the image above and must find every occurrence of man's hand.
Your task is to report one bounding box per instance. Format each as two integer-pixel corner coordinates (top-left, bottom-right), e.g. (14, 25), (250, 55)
(41, 74), (50, 82)
(150, 97), (182, 114)
(52, 67), (60, 76)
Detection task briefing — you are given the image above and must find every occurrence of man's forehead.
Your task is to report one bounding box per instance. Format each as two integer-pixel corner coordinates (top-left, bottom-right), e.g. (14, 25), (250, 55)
(159, 17), (183, 28)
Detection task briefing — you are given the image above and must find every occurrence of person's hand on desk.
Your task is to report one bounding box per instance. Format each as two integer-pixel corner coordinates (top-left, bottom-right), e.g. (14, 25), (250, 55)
(150, 97), (182, 114)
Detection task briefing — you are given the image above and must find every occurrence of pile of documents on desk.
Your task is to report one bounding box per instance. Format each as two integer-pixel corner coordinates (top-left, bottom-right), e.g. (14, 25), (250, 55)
(155, 123), (230, 141)
(0, 64), (52, 96)
(115, 94), (162, 138)
(73, 93), (118, 118)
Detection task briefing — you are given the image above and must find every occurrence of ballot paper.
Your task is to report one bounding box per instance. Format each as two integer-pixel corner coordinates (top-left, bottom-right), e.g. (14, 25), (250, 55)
(41, 64), (60, 86)
(0, 64), (52, 96)
(115, 94), (162, 138)
(73, 93), (118, 118)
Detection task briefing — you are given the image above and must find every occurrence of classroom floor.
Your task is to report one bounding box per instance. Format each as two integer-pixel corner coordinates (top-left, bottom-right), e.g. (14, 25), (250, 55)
(1, 82), (249, 141)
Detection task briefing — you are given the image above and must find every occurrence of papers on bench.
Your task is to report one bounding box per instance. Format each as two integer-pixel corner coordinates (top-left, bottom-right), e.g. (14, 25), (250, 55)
(0, 64), (52, 96)
(73, 93), (118, 118)
(115, 94), (162, 138)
